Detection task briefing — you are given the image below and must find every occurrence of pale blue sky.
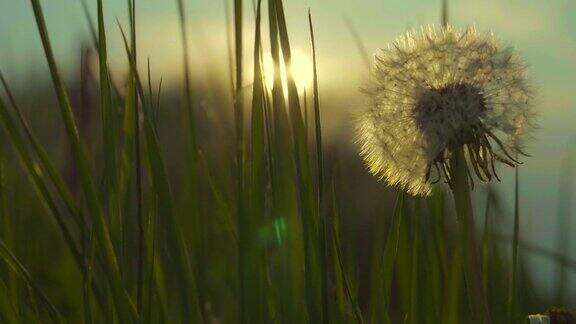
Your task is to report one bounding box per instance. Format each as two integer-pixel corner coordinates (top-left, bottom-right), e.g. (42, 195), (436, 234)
(1, 0), (576, 299)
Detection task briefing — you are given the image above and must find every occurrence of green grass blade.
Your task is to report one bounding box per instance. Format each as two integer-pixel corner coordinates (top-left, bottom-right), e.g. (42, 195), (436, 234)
(28, 1), (138, 321)
(79, 0), (98, 50)
(308, 11), (329, 324)
(126, 0), (146, 314)
(96, 0), (115, 182)
(223, 0), (236, 99)
(198, 150), (238, 242)
(443, 246), (463, 324)
(0, 239), (63, 323)
(273, 1), (323, 322)
(83, 230), (96, 324)
(0, 96), (82, 269)
(97, 0), (122, 260)
(0, 78), (117, 322)
(0, 146), (19, 324)
(369, 192), (404, 324)
(408, 206), (420, 324)
(0, 71), (83, 232)
(175, 0), (206, 318)
(118, 24), (204, 322)
(118, 72), (137, 215)
(239, 2), (270, 321)
(234, 0), (244, 158)
(332, 189), (364, 324)
(0, 279), (19, 324)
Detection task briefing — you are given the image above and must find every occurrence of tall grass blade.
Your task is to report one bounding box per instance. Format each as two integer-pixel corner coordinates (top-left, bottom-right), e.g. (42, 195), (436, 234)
(0, 71), (83, 231)
(175, 0), (205, 309)
(0, 145), (19, 324)
(198, 150), (238, 242)
(234, 0), (245, 172)
(265, 3), (308, 322)
(97, 0), (121, 256)
(118, 24), (203, 322)
(79, 0), (98, 47)
(308, 10), (329, 324)
(125, 0), (147, 314)
(239, 2), (270, 322)
(332, 189), (364, 324)
(0, 95), (82, 273)
(28, 2), (137, 321)
(408, 206), (421, 324)
(82, 230), (96, 324)
(273, 1), (323, 321)
(0, 239), (63, 323)
(0, 279), (18, 324)
(369, 192), (404, 324)
(444, 246), (463, 324)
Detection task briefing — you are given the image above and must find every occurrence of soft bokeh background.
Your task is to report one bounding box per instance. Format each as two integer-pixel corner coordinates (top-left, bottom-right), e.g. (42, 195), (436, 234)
(1, 0), (575, 305)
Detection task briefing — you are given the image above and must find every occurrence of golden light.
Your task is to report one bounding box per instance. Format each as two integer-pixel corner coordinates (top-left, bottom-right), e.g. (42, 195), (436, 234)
(263, 49), (313, 95)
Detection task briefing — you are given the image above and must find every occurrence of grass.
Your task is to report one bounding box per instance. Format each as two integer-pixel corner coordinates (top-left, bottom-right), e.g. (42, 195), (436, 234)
(0, 0), (573, 323)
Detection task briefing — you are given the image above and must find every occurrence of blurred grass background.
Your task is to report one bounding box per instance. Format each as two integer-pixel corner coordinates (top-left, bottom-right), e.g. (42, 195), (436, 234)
(0, 0), (575, 323)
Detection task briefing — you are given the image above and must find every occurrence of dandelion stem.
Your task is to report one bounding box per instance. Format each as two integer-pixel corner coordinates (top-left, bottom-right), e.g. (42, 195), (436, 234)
(508, 158), (520, 322)
(449, 147), (492, 324)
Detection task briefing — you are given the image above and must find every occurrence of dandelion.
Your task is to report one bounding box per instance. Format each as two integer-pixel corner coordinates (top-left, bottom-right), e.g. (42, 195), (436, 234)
(356, 25), (534, 196)
(357, 25), (535, 323)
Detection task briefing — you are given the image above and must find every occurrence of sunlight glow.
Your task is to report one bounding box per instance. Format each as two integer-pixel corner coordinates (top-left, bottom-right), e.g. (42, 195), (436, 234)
(263, 49), (313, 95)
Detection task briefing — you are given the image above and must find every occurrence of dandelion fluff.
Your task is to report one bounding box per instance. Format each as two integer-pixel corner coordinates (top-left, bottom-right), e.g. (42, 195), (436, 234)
(356, 25), (534, 196)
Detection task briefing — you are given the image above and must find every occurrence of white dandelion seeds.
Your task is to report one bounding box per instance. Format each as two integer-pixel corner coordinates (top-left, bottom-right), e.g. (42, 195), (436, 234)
(356, 25), (535, 196)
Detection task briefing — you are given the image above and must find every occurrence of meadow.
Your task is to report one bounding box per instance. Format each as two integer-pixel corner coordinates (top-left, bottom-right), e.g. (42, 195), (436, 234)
(0, 0), (574, 323)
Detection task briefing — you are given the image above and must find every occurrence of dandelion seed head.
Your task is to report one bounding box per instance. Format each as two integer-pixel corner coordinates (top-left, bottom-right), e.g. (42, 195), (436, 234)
(356, 25), (534, 196)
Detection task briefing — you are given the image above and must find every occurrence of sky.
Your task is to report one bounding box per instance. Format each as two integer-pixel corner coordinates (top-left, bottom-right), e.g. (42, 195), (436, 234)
(1, 0), (576, 299)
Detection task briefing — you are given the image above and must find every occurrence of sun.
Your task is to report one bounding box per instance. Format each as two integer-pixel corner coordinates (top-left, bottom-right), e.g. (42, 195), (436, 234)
(263, 49), (313, 95)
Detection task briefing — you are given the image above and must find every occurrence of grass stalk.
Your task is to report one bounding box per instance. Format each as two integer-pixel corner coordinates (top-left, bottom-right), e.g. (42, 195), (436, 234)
(175, 0), (205, 319)
(331, 187), (364, 323)
(0, 239), (63, 323)
(239, 2), (270, 322)
(308, 10), (329, 324)
(449, 147), (492, 324)
(0, 71), (83, 231)
(273, 1), (323, 321)
(28, 1), (138, 322)
(97, 0), (120, 247)
(234, 0), (244, 168)
(0, 96), (82, 273)
(408, 207), (421, 324)
(125, 0), (146, 314)
(369, 192), (404, 324)
(82, 230), (96, 324)
(118, 23), (203, 322)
